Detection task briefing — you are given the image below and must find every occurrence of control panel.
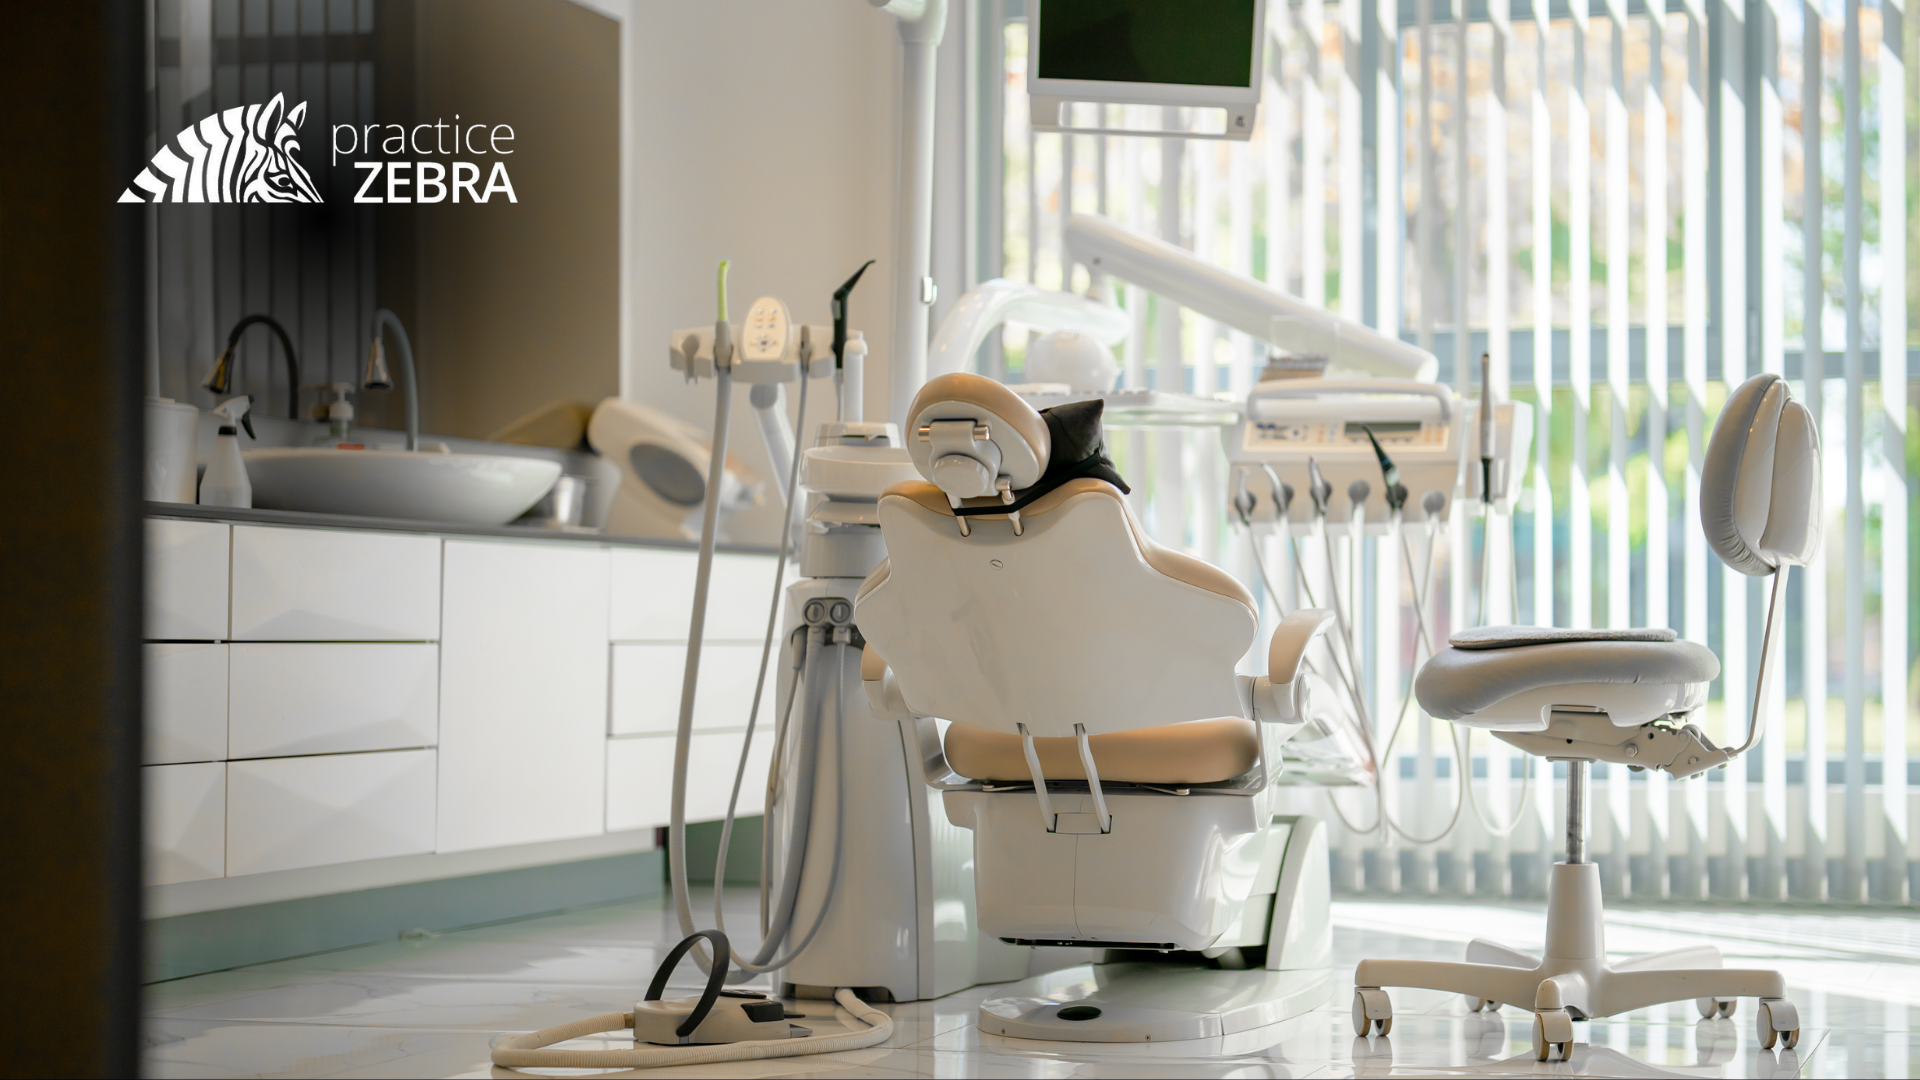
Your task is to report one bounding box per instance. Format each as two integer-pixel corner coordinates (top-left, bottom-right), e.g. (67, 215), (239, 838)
(1243, 418), (1447, 451)
(740, 297), (791, 362)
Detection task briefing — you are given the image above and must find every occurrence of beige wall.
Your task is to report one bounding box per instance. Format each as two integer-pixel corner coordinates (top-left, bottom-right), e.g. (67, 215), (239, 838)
(409, 0), (622, 441)
(621, 0), (902, 543)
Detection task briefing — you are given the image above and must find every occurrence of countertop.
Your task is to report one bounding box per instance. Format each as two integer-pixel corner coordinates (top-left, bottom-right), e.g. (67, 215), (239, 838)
(146, 501), (777, 555)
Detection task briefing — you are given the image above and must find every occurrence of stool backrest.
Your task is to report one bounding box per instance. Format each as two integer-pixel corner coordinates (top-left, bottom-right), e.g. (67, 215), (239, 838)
(1700, 373), (1822, 576)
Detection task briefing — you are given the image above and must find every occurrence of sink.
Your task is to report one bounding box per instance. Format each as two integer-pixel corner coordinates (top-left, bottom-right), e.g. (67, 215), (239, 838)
(245, 447), (563, 526)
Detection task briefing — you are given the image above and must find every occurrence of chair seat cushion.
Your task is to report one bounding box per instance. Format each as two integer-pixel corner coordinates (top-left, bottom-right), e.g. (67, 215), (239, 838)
(1416, 630), (1719, 722)
(944, 717), (1259, 785)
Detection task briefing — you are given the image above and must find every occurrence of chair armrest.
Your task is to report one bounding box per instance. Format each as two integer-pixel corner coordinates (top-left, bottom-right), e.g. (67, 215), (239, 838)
(1269, 608), (1334, 684)
(1254, 609), (1334, 723)
(862, 643), (914, 721)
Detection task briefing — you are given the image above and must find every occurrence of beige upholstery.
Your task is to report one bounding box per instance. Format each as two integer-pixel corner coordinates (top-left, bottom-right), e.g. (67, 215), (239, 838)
(944, 718), (1260, 785)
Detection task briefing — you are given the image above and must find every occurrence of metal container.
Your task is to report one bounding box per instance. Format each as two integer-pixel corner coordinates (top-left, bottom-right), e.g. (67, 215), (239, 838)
(521, 474), (590, 529)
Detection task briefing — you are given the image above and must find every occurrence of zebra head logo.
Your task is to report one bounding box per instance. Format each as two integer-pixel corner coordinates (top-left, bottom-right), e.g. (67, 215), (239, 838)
(120, 93), (321, 204)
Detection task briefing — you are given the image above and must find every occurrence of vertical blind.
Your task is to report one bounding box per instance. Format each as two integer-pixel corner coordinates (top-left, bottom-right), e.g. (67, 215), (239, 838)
(979, 0), (1917, 904)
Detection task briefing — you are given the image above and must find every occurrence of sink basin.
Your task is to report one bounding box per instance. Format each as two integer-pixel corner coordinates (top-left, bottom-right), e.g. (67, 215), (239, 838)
(245, 447), (563, 526)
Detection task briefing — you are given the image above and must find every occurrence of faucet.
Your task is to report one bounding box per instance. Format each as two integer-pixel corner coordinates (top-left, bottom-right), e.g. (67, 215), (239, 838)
(364, 308), (419, 451)
(205, 313), (301, 419)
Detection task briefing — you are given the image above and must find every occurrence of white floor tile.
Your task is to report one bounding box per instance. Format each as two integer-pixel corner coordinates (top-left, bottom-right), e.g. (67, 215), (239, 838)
(142, 893), (1920, 1078)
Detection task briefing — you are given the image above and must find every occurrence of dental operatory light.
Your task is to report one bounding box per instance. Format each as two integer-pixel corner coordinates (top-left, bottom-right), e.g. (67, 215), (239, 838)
(204, 313), (301, 419)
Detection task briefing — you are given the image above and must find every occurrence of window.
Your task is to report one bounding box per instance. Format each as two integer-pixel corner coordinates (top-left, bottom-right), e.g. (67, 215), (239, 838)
(977, 0), (1919, 903)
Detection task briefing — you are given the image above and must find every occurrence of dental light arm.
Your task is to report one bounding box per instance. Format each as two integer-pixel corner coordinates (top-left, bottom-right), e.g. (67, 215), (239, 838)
(926, 278), (1133, 381)
(1065, 213), (1438, 382)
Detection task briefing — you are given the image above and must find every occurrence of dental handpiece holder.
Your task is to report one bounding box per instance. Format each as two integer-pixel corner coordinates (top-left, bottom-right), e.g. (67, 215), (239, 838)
(1226, 377), (1533, 534)
(669, 297), (836, 386)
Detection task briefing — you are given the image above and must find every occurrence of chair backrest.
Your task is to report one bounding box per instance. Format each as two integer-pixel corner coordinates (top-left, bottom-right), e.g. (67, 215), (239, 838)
(854, 374), (1257, 738)
(1700, 373), (1822, 576)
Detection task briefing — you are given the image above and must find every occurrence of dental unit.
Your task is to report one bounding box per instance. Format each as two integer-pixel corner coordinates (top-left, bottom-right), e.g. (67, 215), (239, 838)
(483, 0), (1803, 1070)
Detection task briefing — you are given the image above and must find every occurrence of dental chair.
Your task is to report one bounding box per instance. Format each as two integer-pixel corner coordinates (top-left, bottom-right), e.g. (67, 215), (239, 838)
(1353, 372), (1820, 1060)
(855, 373), (1339, 1043)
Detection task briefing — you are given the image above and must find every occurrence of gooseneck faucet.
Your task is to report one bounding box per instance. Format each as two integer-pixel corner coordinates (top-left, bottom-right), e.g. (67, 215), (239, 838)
(364, 308), (419, 451)
(205, 313), (301, 419)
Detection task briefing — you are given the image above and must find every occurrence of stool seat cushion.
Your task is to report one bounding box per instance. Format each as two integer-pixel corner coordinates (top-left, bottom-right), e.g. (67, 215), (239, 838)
(944, 717), (1259, 785)
(1449, 625), (1678, 650)
(1416, 629), (1719, 722)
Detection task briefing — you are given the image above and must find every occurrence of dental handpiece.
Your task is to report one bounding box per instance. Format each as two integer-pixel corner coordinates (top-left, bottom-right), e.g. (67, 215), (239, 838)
(1479, 351), (1496, 508)
(1360, 426), (1409, 513)
(1307, 457), (1333, 519)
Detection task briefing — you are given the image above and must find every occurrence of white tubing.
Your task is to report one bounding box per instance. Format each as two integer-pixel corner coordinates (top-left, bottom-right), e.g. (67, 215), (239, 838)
(490, 987), (893, 1072)
(713, 373), (810, 966)
(669, 364), (734, 972)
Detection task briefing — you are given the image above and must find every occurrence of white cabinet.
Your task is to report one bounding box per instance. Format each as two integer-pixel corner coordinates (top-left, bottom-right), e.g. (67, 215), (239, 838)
(703, 554), (782, 641)
(146, 519), (228, 640)
(228, 643), (438, 758)
(609, 548), (777, 642)
(226, 750), (437, 876)
(609, 547), (697, 640)
(145, 643), (228, 765)
(610, 642), (776, 735)
(437, 540), (609, 853)
(230, 526), (441, 641)
(606, 730), (772, 831)
(146, 762), (226, 885)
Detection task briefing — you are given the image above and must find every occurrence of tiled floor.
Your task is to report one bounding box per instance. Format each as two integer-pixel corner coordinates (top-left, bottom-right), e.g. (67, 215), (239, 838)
(144, 891), (1920, 1077)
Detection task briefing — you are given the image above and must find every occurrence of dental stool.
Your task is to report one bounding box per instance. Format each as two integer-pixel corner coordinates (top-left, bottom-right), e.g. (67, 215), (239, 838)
(855, 373), (1339, 1043)
(1352, 372), (1821, 1060)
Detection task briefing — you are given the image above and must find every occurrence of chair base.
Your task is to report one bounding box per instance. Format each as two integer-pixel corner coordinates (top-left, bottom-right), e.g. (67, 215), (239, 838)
(1351, 862), (1799, 1060)
(978, 962), (1331, 1044)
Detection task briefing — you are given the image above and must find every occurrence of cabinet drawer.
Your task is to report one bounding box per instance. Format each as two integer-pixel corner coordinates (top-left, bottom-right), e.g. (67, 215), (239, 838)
(230, 526), (441, 641)
(145, 643), (228, 765)
(146, 519), (229, 640)
(228, 643), (438, 758)
(146, 762), (226, 886)
(609, 549), (778, 641)
(609, 642), (775, 735)
(606, 730), (771, 831)
(226, 750), (436, 876)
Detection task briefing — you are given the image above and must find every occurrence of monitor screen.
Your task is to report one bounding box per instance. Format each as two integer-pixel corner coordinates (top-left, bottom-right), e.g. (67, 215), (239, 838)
(1036, 0), (1259, 89)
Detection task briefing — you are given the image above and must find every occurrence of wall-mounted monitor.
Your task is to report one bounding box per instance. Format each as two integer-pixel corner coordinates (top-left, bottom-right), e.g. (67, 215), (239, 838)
(1027, 0), (1266, 141)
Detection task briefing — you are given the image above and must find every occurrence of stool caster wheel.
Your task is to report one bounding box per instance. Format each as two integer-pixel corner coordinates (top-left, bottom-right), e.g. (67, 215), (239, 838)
(1696, 996), (1736, 1019)
(1465, 995), (1500, 1013)
(1532, 1008), (1575, 1061)
(1352, 988), (1392, 1037)
(1757, 998), (1800, 1050)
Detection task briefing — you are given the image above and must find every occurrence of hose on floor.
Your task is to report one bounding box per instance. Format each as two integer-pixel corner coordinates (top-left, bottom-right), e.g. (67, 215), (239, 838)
(489, 986), (892, 1071)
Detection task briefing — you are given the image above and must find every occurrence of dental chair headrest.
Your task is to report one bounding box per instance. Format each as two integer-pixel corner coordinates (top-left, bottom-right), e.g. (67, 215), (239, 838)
(1700, 372), (1822, 576)
(906, 373), (1052, 503)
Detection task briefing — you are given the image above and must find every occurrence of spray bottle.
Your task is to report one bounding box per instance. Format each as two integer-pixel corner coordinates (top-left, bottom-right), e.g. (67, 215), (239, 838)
(200, 395), (255, 508)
